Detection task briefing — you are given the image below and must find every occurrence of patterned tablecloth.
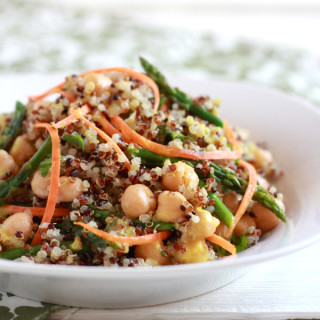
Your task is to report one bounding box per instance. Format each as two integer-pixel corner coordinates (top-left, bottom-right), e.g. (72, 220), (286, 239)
(1, 1), (320, 319)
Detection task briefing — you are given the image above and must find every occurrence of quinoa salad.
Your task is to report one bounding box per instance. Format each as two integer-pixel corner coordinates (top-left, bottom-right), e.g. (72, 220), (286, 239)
(0, 58), (286, 266)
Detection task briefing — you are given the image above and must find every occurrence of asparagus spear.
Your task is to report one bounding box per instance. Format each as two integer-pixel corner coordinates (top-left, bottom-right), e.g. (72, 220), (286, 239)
(56, 218), (122, 250)
(132, 219), (175, 231)
(92, 209), (122, 221)
(0, 137), (52, 199)
(209, 163), (286, 222)
(127, 145), (180, 166)
(140, 57), (224, 128)
(208, 192), (234, 228)
(0, 240), (87, 260)
(126, 147), (286, 222)
(157, 125), (194, 144)
(90, 206), (174, 232)
(0, 101), (26, 150)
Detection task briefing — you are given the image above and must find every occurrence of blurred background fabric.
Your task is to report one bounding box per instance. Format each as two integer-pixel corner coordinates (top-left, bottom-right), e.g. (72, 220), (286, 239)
(1, 0), (320, 105)
(1, 1), (320, 319)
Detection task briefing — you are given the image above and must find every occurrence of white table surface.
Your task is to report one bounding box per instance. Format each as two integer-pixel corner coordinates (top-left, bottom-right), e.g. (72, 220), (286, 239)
(47, 241), (320, 320)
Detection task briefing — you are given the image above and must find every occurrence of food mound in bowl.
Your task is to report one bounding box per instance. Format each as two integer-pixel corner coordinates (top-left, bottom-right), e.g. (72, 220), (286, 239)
(0, 58), (286, 266)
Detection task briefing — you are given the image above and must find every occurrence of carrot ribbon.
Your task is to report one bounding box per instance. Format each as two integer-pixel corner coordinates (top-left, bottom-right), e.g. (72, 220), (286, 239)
(31, 123), (61, 245)
(29, 68), (160, 112)
(74, 222), (171, 246)
(226, 160), (257, 238)
(112, 115), (242, 160)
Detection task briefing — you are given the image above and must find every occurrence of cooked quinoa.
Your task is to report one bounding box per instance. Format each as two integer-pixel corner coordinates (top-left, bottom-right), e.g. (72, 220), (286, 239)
(0, 58), (285, 266)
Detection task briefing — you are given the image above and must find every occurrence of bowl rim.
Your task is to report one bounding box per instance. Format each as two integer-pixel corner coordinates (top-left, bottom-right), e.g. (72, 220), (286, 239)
(0, 78), (320, 279)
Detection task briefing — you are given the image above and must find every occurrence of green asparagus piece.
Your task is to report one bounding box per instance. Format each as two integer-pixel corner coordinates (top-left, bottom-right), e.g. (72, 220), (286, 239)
(127, 145), (181, 166)
(86, 232), (122, 250)
(0, 101), (26, 150)
(157, 125), (194, 144)
(89, 204), (174, 231)
(209, 163), (286, 222)
(208, 192), (234, 228)
(232, 233), (248, 253)
(92, 209), (122, 221)
(39, 155), (67, 177)
(140, 57), (224, 128)
(158, 95), (165, 111)
(0, 244), (42, 260)
(63, 133), (85, 152)
(39, 158), (52, 177)
(126, 147), (286, 222)
(56, 218), (122, 250)
(0, 241), (87, 260)
(0, 137), (52, 199)
(132, 219), (175, 231)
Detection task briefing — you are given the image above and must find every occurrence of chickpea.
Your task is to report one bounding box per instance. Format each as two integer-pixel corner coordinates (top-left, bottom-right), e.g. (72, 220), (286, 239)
(84, 73), (112, 96)
(9, 135), (36, 166)
(223, 191), (239, 214)
(234, 214), (256, 237)
(162, 161), (199, 194)
(121, 184), (156, 219)
(31, 170), (50, 199)
(31, 170), (83, 203)
(135, 240), (169, 266)
(184, 208), (219, 242)
(155, 191), (188, 223)
(58, 176), (84, 203)
(174, 240), (208, 264)
(0, 150), (19, 179)
(251, 202), (280, 232)
(0, 212), (33, 249)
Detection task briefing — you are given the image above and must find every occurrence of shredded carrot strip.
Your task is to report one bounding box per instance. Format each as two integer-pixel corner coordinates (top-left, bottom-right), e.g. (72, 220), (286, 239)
(29, 68), (160, 112)
(51, 90), (76, 102)
(206, 234), (236, 255)
(94, 113), (120, 136)
(31, 123), (61, 245)
(73, 110), (131, 170)
(111, 115), (242, 160)
(95, 114), (139, 147)
(2, 205), (69, 217)
(74, 222), (171, 245)
(29, 85), (65, 102)
(54, 105), (91, 129)
(98, 115), (140, 148)
(224, 120), (241, 152)
(226, 160), (258, 238)
(29, 88), (75, 103)
(29, 89), (75, 102)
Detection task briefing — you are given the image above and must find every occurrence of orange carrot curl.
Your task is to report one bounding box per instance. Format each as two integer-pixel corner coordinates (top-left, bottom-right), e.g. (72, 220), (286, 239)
(224, 120), (242, 152)
(74, 222), (171, 246)
(206, 234), (237, 255)
(31, 123), (61, 245)
(226, 160), (257, 238)
(112, 115), (242, 160)
(2, 205), (69, 217)
(72, 110), (131, 170)
(29, 68), (160, 112)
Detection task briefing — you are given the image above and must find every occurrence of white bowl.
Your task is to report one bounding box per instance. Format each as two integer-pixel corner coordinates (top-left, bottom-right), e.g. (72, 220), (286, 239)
(0, 76), (319, 308)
